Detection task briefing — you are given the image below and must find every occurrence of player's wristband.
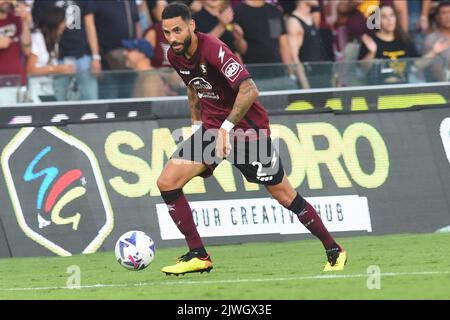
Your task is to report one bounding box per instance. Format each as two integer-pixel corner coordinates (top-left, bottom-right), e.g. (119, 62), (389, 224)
(192, 121), (202, 133)
(220, 120), (235, 133)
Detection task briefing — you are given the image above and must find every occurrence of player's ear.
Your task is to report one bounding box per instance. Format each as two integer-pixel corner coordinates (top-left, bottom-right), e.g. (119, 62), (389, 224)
(189, 18), (196, 32)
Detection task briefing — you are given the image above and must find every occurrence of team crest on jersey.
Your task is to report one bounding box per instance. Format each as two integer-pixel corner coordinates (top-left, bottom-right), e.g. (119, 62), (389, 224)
(200, 63), (207, 76)
(221, 58), (243, 82)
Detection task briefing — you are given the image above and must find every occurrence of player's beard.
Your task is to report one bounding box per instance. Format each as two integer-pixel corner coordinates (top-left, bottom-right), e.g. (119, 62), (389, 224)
(171, 35), (192, 56)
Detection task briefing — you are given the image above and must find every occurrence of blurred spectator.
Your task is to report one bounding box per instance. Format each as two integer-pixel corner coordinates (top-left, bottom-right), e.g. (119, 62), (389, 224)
(230, 0), (244, 9)
(429, 0), (447, 28)
(403, 0), (431, 54)
(287, 0), (332, 88)
(319, 0), (339, 26)
(144, 0), (183, 94)
(193, 0), (237, 53)
(230, 0), (297, 90)
(317, 0), (338, 61)
(147, 0), (167, 24)
(233, 0), (290, 64)
(424, 2), (450, 80)
(338, 0), (407, 41)
(26, 6), (75, 101)
(0, 0), (31, 87)
(233, 0), (297, 90)
(122, 38), (167, 96)
(32, 0), (99, 101)
(145, 0), (170, 68)
(278, 0), (296, 15)
(359, 5), (417, 59)
(359, 4), (449, 84)
(281, 0), (336, 61)
(336, 0), (402, 61)
(136, 0), (151, 32)
(86, 0), (141, 99)
(189, 0), (203, 12)
(163, 0), (202, 13)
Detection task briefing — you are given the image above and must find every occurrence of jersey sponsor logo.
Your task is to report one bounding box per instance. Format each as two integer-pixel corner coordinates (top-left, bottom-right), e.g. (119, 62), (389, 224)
(188, 77), (213, 90)
(188, 77), (219, 100)
(180, 70), (191, 75)
(221, 58), (244, 82)
(197, 92), (220, 100)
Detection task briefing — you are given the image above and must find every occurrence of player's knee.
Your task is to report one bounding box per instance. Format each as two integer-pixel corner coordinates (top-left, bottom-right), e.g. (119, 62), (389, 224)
(287, 193), (306, 214)
(157, 175), (175, 192)
(276, 194), (296, 208)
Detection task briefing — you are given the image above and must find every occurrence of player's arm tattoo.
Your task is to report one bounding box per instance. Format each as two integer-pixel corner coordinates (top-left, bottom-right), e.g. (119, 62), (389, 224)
(226, 79), (259, 125)
(187, 85), (201, 123)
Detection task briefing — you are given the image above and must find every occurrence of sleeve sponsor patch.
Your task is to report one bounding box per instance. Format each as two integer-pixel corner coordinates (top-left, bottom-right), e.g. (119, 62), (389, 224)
(221, 58), (244, 82)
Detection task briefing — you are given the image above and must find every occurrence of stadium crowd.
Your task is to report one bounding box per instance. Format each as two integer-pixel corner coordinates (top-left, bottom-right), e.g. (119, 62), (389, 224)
(1, 0), (450, 103)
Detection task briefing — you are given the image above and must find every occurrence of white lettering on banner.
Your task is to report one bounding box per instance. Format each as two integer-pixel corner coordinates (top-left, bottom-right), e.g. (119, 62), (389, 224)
(8, 111), (140, 125)
(440, 118), (450, 164)
(156, 196), (372, 240)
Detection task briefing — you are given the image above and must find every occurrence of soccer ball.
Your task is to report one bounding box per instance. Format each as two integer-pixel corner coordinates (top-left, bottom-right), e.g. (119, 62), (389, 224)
(115, 231), (155, 271)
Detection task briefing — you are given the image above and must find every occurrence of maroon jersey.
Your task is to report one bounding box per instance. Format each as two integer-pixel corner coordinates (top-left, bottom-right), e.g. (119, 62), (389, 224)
(0, 13), (25, 85)
(167, 32), (270, 136)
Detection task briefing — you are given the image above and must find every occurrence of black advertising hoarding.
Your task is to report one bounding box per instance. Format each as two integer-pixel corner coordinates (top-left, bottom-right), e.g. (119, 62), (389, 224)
(423, 108), (450, 228)
(0, 107), (449, 257)
(280, 83), (450, 112)
(0, 220), (10, 257)
(2, 83), (450, 128)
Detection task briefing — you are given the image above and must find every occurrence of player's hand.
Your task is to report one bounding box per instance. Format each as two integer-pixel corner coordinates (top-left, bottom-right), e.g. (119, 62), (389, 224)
(216, 128), (232, 159)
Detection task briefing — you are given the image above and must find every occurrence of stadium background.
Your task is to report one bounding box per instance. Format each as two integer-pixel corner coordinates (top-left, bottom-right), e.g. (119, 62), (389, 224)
(2, 0), (450, 302)
(0, 83), (449, 258)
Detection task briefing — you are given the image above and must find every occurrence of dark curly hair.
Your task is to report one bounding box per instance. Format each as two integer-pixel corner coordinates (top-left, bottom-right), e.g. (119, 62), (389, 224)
(162, 2), (192, 21)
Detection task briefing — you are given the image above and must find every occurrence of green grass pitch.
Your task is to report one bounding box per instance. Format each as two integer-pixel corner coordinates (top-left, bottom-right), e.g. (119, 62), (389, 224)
(0, 233), (449, 300)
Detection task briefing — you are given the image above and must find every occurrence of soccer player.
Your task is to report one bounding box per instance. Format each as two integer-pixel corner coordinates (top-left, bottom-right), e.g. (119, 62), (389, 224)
(158, 2), (347, 276)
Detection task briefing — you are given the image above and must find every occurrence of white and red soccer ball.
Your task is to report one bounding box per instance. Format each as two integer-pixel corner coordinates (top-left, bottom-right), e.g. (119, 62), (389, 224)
(115, 231), (155, 271)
